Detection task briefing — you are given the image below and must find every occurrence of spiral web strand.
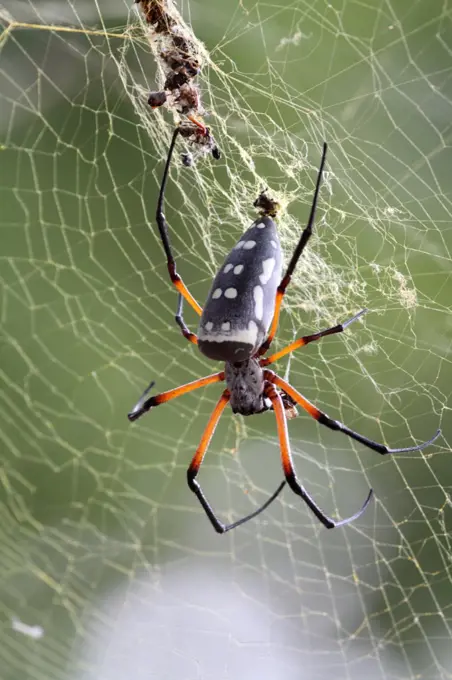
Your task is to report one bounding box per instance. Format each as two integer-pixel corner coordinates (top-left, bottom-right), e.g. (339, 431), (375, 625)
(0, 1), (451, 679)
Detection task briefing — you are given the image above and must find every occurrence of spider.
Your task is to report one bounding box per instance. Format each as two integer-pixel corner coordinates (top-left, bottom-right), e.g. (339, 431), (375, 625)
(128, 126), (441, 534)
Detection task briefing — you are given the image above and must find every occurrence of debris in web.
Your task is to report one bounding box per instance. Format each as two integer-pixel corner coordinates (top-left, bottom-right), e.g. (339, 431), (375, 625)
(179, 121), (220, 166)
(135, 0), (220, 164)
(253, 190), (281, 218)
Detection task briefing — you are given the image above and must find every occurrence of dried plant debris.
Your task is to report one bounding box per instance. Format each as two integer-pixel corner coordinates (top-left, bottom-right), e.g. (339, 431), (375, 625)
(253, 191), (281, 218)
(179, 122), (220, 166)
(136, 0), (219, 164)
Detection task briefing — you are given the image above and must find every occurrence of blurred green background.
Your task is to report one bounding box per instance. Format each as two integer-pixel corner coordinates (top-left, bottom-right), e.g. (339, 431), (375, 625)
(1, 1), (451, 679)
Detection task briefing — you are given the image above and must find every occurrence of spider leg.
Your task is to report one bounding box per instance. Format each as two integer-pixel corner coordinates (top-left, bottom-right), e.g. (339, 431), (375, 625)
(261, 309), (367, 367)
(265, 383), (373, 529)
(265, 370), (441, 454)
(176, 293), (198, 345)
(157, 126), (203, 316)
(128, 371), (224, 422)
(187, 390), (286, 534)
(258, 142), (328, 356)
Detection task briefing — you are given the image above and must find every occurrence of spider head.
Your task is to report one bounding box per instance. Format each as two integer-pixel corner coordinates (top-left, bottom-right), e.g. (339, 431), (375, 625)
(225, 360), (299, 419)
(225, 359), (266, 416)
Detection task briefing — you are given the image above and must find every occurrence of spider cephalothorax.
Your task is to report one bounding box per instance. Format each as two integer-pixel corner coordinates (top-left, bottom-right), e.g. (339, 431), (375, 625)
(225, 359), (265, 416)
(224, 360), (295, 417)
(128, 126), (441, 534)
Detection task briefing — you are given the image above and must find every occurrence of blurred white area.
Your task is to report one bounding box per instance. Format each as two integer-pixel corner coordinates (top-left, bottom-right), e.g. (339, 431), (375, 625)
(75, 562), (387, 680)
(11, 615), (44, 639)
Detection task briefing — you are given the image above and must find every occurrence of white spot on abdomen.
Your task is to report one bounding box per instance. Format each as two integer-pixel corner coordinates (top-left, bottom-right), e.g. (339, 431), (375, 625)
(243, 240), (256, 250)
(221, 321), (231, 331)
(225, 287), (237, 299)
(234, 241), (245, 250)
(233, 264), (244, 275)
(259, 257), (276, 284)
(229, 320), (258, 345)
(270, 240), (277, 249)
(205, 321), (213, 331)
(248, 319), (258, 333)
(198, 323), (258, 346)
(224, 264), (233, 273)
(256, 222), (265, 229)
(212, 288), (222, 299)
(253, 285), (264, 320)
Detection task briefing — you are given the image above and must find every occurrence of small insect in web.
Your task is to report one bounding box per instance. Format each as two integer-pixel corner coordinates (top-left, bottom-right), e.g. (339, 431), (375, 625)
(128, 126), (441, 534)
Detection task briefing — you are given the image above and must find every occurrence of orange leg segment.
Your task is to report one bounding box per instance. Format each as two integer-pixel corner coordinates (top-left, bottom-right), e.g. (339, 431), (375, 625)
(265, 383), (373, 529)
(264, 371), (321, 419)
(260, 310), (368, 367)
(264, 370), (440, 455)
(128, 371), (225, 422)
(188, 390), (230, 476)
(187, 389), (286, 534)
(171, 274), (202, 316)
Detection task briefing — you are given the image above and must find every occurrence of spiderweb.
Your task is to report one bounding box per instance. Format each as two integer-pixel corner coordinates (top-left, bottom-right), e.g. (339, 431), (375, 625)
(0, 1), (451, 678)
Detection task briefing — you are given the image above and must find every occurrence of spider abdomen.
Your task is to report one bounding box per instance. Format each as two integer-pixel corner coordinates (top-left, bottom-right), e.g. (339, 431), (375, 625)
(198, 216), (282, 362)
